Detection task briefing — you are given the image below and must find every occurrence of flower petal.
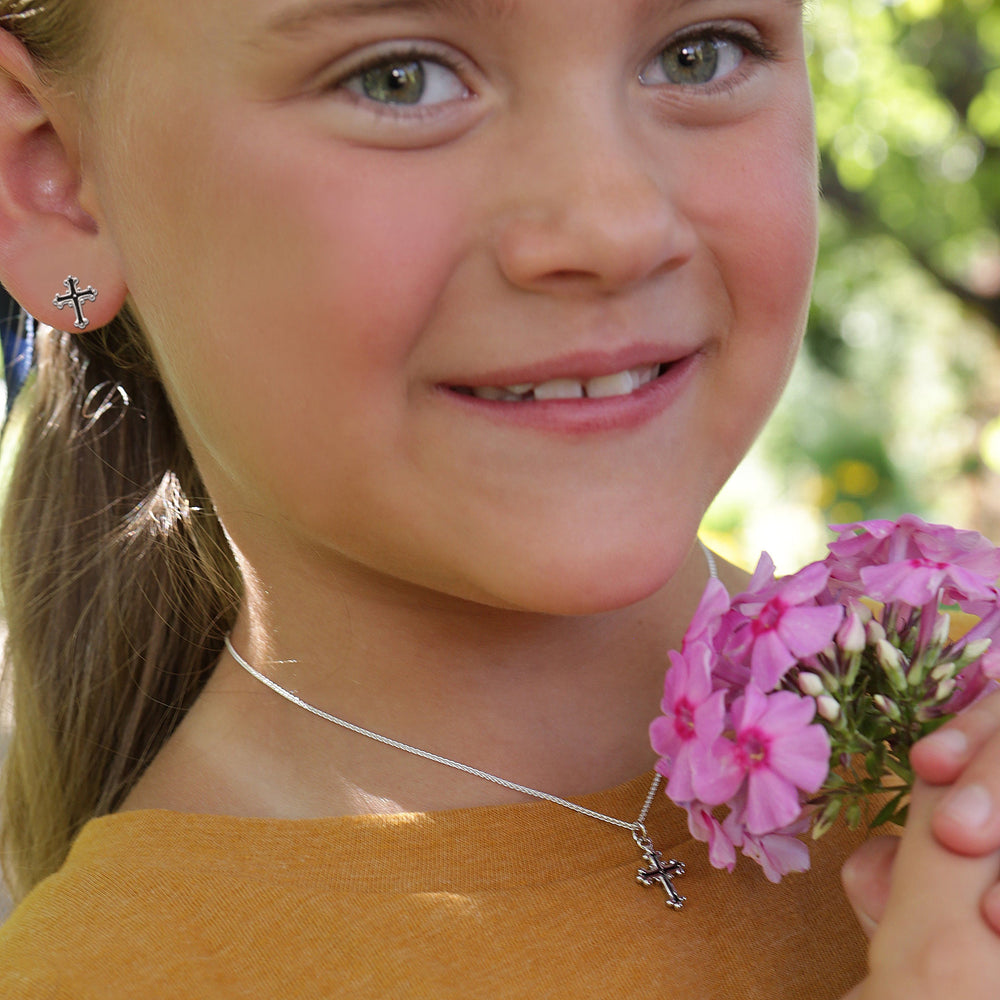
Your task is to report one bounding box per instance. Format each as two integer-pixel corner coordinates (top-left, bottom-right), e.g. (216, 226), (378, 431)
(750, 631), (797, 690)
(743, 766), (803, 835)
(769, 724), (830, 793)
(649, 715), (679, 758)
(742, 832), (811, 883)
(778, 604), (844, 659)
(690, 738), (744, 806)
(731, 685), (769, 732)
(777, 561), (831, 604)
(861, 562), (940, 606)
(683, 578), (732, 650)
(687, 805), (738, 872)
(664, 745), (697, 804)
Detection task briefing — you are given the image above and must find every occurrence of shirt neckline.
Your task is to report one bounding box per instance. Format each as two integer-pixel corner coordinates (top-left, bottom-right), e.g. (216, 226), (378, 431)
(67, 770), (692, 893)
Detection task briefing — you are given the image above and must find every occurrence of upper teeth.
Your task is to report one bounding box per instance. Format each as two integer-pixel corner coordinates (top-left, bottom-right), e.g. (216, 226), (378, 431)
(469, 365), (660, 402)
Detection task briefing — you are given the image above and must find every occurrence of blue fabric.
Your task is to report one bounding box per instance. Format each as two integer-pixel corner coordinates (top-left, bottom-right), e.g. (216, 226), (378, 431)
(0, 285), (34, 416)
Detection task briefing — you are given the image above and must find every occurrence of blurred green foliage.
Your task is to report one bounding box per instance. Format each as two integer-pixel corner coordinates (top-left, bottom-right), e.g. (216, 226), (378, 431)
(705, 0), (1000, 571)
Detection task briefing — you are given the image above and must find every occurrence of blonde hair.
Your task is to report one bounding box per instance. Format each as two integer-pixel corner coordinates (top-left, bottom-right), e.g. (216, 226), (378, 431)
(0, 2), (241, 901)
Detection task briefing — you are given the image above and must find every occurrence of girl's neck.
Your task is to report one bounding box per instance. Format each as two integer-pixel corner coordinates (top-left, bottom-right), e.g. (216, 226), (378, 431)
(124, 543), (737, 820)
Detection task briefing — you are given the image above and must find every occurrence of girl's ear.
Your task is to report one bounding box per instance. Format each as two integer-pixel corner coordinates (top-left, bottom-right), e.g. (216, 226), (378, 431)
(0, 28), (126, 331)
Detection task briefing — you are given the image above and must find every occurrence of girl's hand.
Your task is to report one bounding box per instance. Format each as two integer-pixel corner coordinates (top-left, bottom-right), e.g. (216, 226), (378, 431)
(842, 691), (1000, 944)
(841, 835), (899, 939)
(843, 773), (1000, 1000)
(911, 689), (1000, 929)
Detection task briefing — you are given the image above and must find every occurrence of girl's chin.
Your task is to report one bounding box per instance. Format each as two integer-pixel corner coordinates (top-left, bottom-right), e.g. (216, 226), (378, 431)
(457, 547), (696, 618)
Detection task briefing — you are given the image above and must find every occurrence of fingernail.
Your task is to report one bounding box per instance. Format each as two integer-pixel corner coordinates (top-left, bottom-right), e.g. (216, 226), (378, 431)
(941, 783), (993, 829)
(923, 728), (969, 758)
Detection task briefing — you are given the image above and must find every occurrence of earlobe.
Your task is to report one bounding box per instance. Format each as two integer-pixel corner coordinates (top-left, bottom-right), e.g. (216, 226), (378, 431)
(0, 28), (126, 332)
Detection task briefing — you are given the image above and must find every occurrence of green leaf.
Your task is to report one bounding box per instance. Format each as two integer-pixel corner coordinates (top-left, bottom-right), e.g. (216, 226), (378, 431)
(844, 799), (863, 829)
(883, 755), (914, 783)
(872, 792), (907, 828)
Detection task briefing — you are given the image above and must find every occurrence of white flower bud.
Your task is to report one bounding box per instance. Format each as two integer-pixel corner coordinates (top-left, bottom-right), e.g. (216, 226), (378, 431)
(930, 661), (957, 683)
(960, 638), (992, 664)
(934, 678), (957, 703)
(873, 694), (902, 721)
(932, 613), (952, 648)
(876, 639), (908, 690)
(797, 671), (826, 698)
(867, 619), (887, 646)
(817, 695), (841, 723)
(876, 637), (903, 669)
(836, 612), (867, 654)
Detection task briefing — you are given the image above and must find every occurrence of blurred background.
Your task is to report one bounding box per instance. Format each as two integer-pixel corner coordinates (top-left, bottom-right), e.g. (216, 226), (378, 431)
(703, 0), (1000, 571)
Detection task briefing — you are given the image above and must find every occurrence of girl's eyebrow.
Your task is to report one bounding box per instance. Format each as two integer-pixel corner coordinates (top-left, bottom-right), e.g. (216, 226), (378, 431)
(262, 0), (803, 38)
(264, 0), (516, 35)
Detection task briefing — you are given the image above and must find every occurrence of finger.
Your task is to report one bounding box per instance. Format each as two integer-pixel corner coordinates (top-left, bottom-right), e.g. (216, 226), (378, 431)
(911, 694), (1000, 856)
(911, 693), (1000, 785)
(931, 778), (1000, 856)
(927, 727), (1000, 856)
(841, 836), (900, 938)
(867, 779), (1000, 996)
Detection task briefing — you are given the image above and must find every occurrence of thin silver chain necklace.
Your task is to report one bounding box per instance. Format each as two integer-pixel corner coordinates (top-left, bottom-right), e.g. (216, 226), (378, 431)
(226, 544), (718, 911)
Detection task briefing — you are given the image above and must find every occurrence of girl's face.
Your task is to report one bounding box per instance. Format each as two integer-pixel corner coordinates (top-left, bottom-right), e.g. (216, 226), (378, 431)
(82, 0), (816, 614)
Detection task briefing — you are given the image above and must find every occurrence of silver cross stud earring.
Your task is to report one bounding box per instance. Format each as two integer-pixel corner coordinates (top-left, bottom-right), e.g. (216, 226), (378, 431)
(53, 275), (99, 331)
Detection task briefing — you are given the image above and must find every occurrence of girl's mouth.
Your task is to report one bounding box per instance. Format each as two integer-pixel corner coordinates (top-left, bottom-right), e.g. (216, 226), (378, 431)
(450, 363), (670, 402)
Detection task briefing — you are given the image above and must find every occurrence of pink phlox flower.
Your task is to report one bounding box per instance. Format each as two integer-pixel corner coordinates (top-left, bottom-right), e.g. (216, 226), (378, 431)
(721, 802), (812, 882)
(706, 607), (758, 692)
(686, 803), (738, 872)
(829, 516), (1000, 599)
(895, 515), (1000, 579)
(650, 643), (728, 805)
(938, 670), (1000, 714)
(697, 686), (829, 836)
(826, 519), (899, 586)
(657, 517), (1000, 886)
(738, 551), (779, 599)
(982, 651), (1000, 682)
(681, 577), (732, 653)
(954, 607), (1000, 673)
(733, 560), (844, 691)
(677, 577), (755, 693)
(740, 829), (812, 883)
(860, 559), (999, 608)
(708, 640), (754, 693)
(978, 625), (1000, 680)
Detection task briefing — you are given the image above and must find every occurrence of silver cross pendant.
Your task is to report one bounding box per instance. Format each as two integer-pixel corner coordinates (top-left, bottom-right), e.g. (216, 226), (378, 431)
(634, 829), (686, 910)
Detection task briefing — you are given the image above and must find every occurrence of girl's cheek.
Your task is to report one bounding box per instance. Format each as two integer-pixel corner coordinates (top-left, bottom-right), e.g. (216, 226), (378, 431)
(723, 114), (818, 321)
(295, 173), (476, 364)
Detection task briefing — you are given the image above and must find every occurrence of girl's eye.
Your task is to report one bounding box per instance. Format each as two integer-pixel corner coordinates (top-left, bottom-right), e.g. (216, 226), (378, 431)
(344, 55), (469, 108)
(641, 33), (747, 88)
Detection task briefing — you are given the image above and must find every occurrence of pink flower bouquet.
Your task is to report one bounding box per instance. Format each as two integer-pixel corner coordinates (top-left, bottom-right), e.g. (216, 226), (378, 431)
(651, 515), (1000, 882)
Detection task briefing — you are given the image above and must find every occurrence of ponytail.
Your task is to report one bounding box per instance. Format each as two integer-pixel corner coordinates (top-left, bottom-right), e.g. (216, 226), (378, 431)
(0, 1), (240, 902)
(0, 312), (240, 901)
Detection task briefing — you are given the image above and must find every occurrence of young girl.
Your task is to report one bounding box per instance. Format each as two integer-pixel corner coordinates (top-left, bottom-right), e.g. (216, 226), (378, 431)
(0, 0), (999, 995)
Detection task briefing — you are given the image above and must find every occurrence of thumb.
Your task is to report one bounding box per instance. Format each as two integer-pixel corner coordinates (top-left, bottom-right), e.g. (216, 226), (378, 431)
(841, 835), (900, 938)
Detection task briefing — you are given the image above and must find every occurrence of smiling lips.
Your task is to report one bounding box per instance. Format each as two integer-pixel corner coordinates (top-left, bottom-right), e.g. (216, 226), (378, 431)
(452, 362), (669, 402)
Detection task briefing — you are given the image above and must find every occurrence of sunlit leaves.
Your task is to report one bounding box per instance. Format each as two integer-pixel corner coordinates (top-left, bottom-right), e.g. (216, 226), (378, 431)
(704, 0), (1000, 574)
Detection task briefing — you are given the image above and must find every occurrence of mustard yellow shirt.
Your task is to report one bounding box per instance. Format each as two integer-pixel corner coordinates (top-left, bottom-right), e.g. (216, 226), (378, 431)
(0, 772), (868, 998)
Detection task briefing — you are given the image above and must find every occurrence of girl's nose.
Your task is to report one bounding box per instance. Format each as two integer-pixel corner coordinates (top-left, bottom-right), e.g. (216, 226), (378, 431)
(493, 120), (696, 296)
